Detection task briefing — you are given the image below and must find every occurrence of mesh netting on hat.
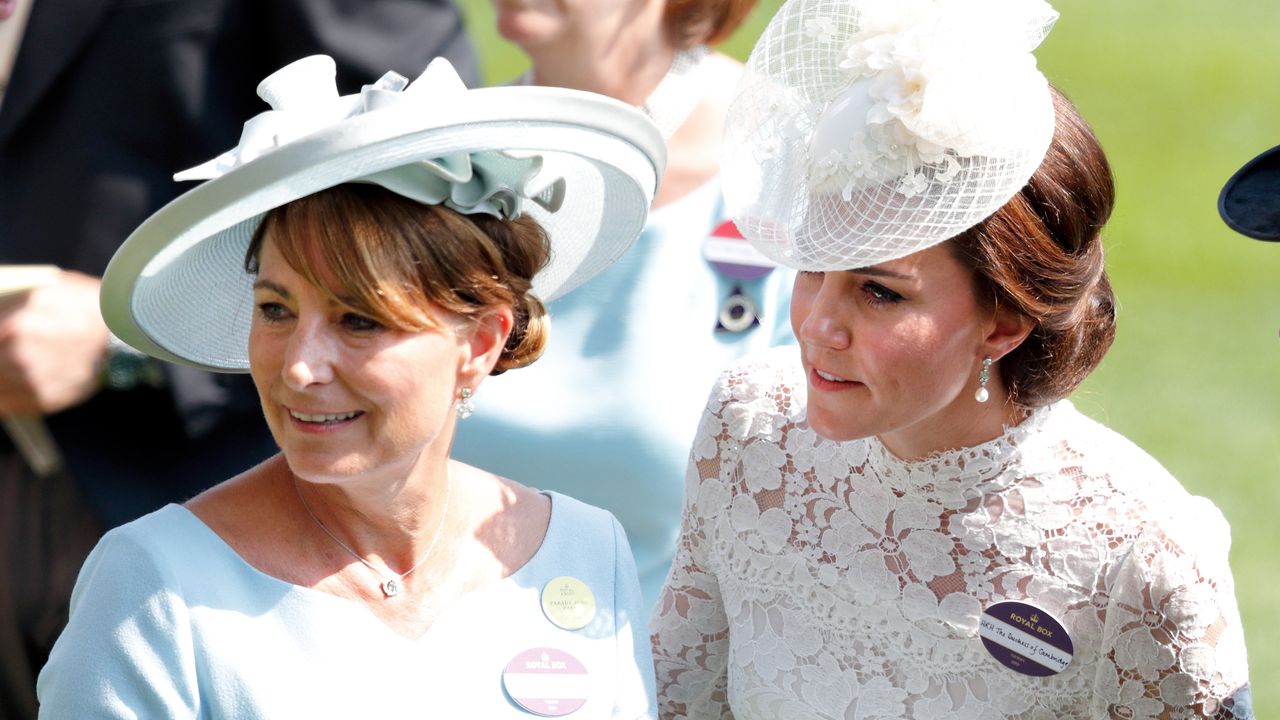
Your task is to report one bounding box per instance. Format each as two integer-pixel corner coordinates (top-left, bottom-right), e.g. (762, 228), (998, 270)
(723, 0), (1059, 270)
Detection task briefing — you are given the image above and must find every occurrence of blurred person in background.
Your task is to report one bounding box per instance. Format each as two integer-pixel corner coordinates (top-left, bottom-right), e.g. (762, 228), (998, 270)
(0, 2), (474, 717)
(452, 0), (795, 607)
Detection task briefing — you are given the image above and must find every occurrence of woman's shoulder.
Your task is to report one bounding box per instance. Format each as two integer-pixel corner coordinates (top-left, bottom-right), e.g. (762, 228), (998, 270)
(536, 491), (642, 597)
(95, 503), (213, 562)
(56, 504), (226, 640)
(541, 491), (629, 558)
(1044, 402), (1233, 554)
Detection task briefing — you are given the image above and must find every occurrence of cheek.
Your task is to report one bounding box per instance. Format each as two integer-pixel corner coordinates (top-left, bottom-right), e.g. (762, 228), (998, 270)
(247, 329), (279, 391)
(864, 319), (968, 394)
(885, 319), (983, 394)
(364, 355), (452, 423)
(789, 279), (817, 337)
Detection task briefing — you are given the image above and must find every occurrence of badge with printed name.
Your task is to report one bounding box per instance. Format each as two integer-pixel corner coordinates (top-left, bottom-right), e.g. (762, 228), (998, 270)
(502, 647), (590, 717)
(703, 220), (776, 280)
(979, 601), (1074, 677)
(541, 576), (596, 630)
(705, 220), (774, 334)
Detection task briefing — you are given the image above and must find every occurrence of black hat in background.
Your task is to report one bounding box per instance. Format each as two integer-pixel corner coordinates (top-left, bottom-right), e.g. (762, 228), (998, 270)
(1218, 145), (1280, 241)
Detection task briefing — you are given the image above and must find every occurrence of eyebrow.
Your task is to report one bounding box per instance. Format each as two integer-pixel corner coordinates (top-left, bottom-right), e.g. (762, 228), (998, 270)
(846, 266), (913, 281)
(253, 279), (290, 298)
(253, 278), (360, 308)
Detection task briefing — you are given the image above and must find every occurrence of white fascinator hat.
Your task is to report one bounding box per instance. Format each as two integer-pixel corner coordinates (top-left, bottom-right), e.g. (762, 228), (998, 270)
(723, 0), (1059, 270)
(101, 55), (665, 372)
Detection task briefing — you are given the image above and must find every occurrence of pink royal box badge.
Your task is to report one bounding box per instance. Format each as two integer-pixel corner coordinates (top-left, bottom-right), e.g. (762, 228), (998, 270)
(502, 647), (590, 716)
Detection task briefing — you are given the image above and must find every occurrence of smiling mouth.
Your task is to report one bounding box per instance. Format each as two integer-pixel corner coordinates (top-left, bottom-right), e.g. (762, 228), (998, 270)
(815, 369), (848, 382)
(288, 410), (363, 424)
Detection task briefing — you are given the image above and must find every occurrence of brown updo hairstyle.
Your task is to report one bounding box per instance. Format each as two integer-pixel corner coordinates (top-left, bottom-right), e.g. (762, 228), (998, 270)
(950, 86), (1116, 408)
(665, 0), (757, 48)
(244, 183), (551, 374)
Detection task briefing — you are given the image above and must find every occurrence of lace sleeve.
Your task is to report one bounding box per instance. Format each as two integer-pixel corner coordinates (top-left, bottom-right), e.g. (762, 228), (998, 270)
(651, 380), (739, 719)
(1091, 498), (1252, 719)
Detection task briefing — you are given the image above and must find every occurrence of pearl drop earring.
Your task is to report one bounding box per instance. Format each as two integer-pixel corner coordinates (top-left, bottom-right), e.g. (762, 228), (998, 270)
(975, 356), (993, 403)
(456, 387), (475, 419)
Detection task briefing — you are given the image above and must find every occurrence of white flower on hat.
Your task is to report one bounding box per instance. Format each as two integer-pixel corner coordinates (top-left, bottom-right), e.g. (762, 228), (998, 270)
(722, 0), (1061, 270)
(819, 0), (1058, 197)
(837, 0), (934, 77)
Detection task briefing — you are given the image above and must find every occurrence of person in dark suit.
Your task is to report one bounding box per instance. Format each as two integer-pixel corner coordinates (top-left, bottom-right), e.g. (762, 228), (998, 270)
(0, 2), (474, 717)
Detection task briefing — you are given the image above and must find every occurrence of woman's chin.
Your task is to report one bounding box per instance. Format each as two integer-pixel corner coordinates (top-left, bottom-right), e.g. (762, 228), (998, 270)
(494, 13), (558, 49)
(802, 396), (879, 443)
(804, 409), (872, 444)
(282, 455), (371, 485)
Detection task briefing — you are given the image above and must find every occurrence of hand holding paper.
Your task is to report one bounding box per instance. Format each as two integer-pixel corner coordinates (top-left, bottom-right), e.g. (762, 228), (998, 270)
(0, 268), (109, 415)
(0, 267), (109, 477)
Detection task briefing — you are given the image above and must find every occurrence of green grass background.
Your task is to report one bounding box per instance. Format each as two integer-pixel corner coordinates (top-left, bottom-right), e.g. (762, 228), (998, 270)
(459, 0), (1279, 710)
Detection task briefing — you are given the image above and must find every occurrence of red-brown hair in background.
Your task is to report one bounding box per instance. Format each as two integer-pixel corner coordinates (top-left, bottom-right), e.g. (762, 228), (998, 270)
(665, 0), (758, 47)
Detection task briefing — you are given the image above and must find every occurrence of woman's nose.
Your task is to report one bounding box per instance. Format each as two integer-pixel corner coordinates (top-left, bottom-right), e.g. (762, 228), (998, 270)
(798, 277), (851, 350)
(282, 320), (335, 389)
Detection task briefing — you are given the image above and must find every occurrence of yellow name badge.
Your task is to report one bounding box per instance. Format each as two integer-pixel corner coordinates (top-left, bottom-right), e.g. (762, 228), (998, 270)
(541, 576), (597, 631)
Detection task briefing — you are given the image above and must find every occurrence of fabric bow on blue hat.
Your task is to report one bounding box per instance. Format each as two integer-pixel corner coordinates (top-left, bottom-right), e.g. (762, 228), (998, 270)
(176, 55), (566, 220)
(99, 54), (665, 372)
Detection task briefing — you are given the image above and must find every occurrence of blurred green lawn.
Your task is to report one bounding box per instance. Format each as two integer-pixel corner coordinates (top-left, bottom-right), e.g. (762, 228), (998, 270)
(460, 0), (1279, 711)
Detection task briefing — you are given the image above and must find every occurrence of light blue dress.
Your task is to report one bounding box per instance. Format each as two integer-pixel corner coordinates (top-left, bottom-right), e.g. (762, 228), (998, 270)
(37, 493), (655, 719)
(452, 179), (795, 607)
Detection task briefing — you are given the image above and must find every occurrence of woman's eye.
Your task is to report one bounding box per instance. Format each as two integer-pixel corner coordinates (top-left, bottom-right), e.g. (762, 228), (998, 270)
(341, 313), (382, 332)
(256, 302), (289, 322)
(863, 282), (904, 306)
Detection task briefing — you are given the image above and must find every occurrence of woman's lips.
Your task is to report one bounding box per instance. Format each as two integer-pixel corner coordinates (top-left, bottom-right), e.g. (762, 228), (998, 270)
(285, 408), (365, 432)
(808, 365), (862, 391)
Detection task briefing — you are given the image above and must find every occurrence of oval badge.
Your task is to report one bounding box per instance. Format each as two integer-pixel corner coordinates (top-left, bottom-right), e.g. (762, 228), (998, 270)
(502, 647), (590, 717)
(979, 601), (1074, 677)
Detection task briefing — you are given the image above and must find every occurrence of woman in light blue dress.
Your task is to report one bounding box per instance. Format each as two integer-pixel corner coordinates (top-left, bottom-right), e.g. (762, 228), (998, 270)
(37, 55), (664, 718)
(454, 0), (795, 606)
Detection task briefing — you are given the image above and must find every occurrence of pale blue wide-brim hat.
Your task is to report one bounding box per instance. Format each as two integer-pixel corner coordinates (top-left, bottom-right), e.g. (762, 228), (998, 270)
(101, 55), (665, 372)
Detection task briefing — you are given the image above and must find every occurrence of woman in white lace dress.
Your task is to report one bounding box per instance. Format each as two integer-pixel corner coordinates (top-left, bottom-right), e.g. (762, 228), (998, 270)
(650, 0), (1253, 717)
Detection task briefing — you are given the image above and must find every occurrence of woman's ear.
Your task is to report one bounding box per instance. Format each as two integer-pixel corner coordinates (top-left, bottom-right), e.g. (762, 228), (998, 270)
(457, 305), (515, 386)
(982, 304), (1035, 362)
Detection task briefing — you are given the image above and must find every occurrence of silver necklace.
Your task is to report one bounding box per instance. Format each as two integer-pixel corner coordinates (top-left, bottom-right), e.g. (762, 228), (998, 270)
(515, 45), (712, 139)
(293, 471), (452, 599)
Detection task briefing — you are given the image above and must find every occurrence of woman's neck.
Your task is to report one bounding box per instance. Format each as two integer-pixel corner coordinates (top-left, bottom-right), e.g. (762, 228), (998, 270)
(291, 455), (454, 573)
(525, 33), (676, 107)
(877, 386), (1029, 462)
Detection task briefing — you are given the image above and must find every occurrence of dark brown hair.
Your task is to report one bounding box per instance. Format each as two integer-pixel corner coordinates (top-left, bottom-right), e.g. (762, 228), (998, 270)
(950, 87), (1117, 407)
(665, 0), (757, 47)
(245, 183), (551, 374)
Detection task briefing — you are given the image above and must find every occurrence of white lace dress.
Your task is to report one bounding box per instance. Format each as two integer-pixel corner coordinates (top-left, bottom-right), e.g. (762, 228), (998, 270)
(651, 348), (1252, 719)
